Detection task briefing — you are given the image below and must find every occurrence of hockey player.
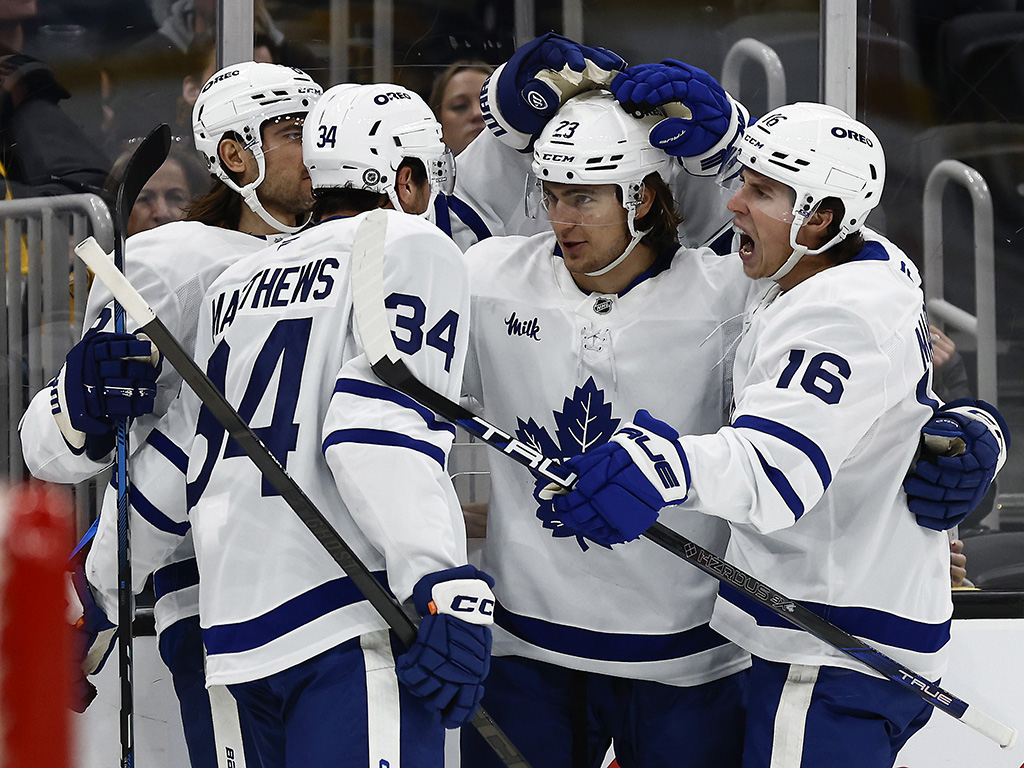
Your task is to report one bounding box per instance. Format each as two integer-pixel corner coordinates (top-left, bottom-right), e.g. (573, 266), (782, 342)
(536, 103), (1009, 767)
(459, 88), (755, 768)
(119, 81), (492, 767)
(19, 60), (322, 768)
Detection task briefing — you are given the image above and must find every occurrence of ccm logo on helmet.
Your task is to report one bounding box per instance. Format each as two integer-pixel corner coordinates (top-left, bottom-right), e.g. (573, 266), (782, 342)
(201, 69), (240, 93)
(831, 126), (874, 147)
(539, 153), (575, 163)
(373, 91), (412, 105)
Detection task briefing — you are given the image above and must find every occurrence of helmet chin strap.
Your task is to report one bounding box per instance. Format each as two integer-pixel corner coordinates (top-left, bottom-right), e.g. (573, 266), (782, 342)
(584, 197), (650, 278)
(768, 214), (843, 283)
(584, 227), (648, 277)
(223, 145), (309, 235)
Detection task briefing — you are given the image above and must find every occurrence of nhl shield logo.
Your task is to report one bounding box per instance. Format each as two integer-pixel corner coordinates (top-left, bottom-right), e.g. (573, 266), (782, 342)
(593, 297), (613, 315)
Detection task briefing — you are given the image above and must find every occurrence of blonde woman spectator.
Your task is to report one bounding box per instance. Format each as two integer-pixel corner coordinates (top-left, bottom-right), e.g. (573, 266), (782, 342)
(429, 61), (492, 155)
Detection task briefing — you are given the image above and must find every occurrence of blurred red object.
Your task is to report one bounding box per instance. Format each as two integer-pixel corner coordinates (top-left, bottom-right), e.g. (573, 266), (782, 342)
(0, 483), (75, 768)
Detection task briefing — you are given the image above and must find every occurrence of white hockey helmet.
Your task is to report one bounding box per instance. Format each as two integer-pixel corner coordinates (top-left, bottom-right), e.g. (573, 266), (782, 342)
(302, 83), (455, 214)
(729, 102), (885, 277)
(192, 61), (323, 233)
(531, 89), (672, 276)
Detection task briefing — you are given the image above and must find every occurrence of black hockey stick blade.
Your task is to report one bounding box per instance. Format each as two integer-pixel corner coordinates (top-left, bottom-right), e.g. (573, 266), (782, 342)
(115, 123), (172, 240)
(348, 218), (1018, 750)
(74, 235), (534, 768)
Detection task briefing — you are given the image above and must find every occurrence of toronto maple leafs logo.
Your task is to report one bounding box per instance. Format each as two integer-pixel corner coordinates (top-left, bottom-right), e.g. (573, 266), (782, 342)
(515, 377), (619, 460)
(516, 378), (620, 552)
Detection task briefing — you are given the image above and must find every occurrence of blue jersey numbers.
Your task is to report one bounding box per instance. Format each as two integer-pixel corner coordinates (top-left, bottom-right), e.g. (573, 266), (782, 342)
(776, 349), (851, 405)
(189, 318), (311, 503)
(386, 292), (459, 372)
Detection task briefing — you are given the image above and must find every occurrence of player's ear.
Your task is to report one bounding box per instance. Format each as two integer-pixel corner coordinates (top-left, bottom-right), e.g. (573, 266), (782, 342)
(217, 137), (248, 177)
(802, 206), (834, 242)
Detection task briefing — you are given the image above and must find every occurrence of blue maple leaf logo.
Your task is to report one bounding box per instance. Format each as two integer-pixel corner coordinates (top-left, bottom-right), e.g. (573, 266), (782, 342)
(514, 377), (619, 460)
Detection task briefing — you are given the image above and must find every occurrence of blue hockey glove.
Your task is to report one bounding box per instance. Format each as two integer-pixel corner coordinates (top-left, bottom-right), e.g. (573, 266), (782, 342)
(904, 399), (1009, 531)
(611, 60), (749, 176)
(536, 410), (689, 548)
(396, 565), (494, 728)
(69, 563), (117, 712)
(480, 32), (626, 151)
(51, 329), (160, 460)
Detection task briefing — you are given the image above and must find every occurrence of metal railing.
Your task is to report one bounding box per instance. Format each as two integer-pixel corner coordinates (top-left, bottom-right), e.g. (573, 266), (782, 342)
(2, 193), (114, 532)
(922, 159), (998, 406)
(721, 37), (787, 112)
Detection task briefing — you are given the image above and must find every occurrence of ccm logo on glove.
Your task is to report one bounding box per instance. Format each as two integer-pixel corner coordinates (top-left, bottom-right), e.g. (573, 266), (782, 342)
(428, 579), (495, 625)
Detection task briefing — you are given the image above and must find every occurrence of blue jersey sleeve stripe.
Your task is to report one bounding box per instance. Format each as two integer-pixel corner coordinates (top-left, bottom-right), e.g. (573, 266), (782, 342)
(433, 194), (453, 237)
(333, 378), (456, 437)
(131, 485), (190, 536)
(446, 194), (493, 242)
(494, 602), (731, 663)
(752, 445), (804, 519)
(719, 584), (951, 655)
(153, 557), (200, 600)
(916, 369), (940, 409)
(145, 428), (189, 474)
(203, 571), (389, 655)
(733, 414), (832, 490)
(323, 428), (446, 469)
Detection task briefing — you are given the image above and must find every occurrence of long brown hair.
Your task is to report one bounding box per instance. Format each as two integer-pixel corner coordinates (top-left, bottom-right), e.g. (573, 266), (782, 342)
(636, 172), (682, 253)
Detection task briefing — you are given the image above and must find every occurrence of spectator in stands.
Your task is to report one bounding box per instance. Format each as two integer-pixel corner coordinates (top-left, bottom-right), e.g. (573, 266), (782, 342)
(0, 0), (109, 198)
(104, 141), (208, 236)
(429, 61), (492, 155)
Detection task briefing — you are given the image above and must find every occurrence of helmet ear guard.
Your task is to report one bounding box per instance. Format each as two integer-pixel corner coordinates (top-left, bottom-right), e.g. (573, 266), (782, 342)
(192, 62), (323, 233)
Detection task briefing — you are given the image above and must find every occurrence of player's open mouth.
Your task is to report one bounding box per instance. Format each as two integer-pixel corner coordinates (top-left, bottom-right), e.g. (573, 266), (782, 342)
(735, 227), (755, 259)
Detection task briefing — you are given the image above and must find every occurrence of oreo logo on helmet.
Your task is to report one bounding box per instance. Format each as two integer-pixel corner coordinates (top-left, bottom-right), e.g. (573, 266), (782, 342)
(830, 126), (874, 147)
(201, 69), (241, 93)
(373, 91), (412, 105)
(363, 168), (382, 186)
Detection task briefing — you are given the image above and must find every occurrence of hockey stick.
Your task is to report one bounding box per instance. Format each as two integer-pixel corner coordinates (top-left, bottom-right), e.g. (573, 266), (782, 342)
(110, 122), (172, 768)
(349, 217), (1019, 750)
(73, 232), (533, 768)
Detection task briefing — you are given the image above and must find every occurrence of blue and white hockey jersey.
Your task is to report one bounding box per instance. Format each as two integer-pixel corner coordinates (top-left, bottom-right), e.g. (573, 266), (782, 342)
(462, 229), (760, 686)
(127, 210), (472, 685)
(675, 233), (953, 681)
(19, 221), (271, 634)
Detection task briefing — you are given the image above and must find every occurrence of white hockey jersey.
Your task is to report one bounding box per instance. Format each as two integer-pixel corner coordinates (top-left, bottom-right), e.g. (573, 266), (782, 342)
(19, 222), (271, 634)
(674, 234), (953, 681)
(462, 230), (759, 686)
(126, 210), (472, 685)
